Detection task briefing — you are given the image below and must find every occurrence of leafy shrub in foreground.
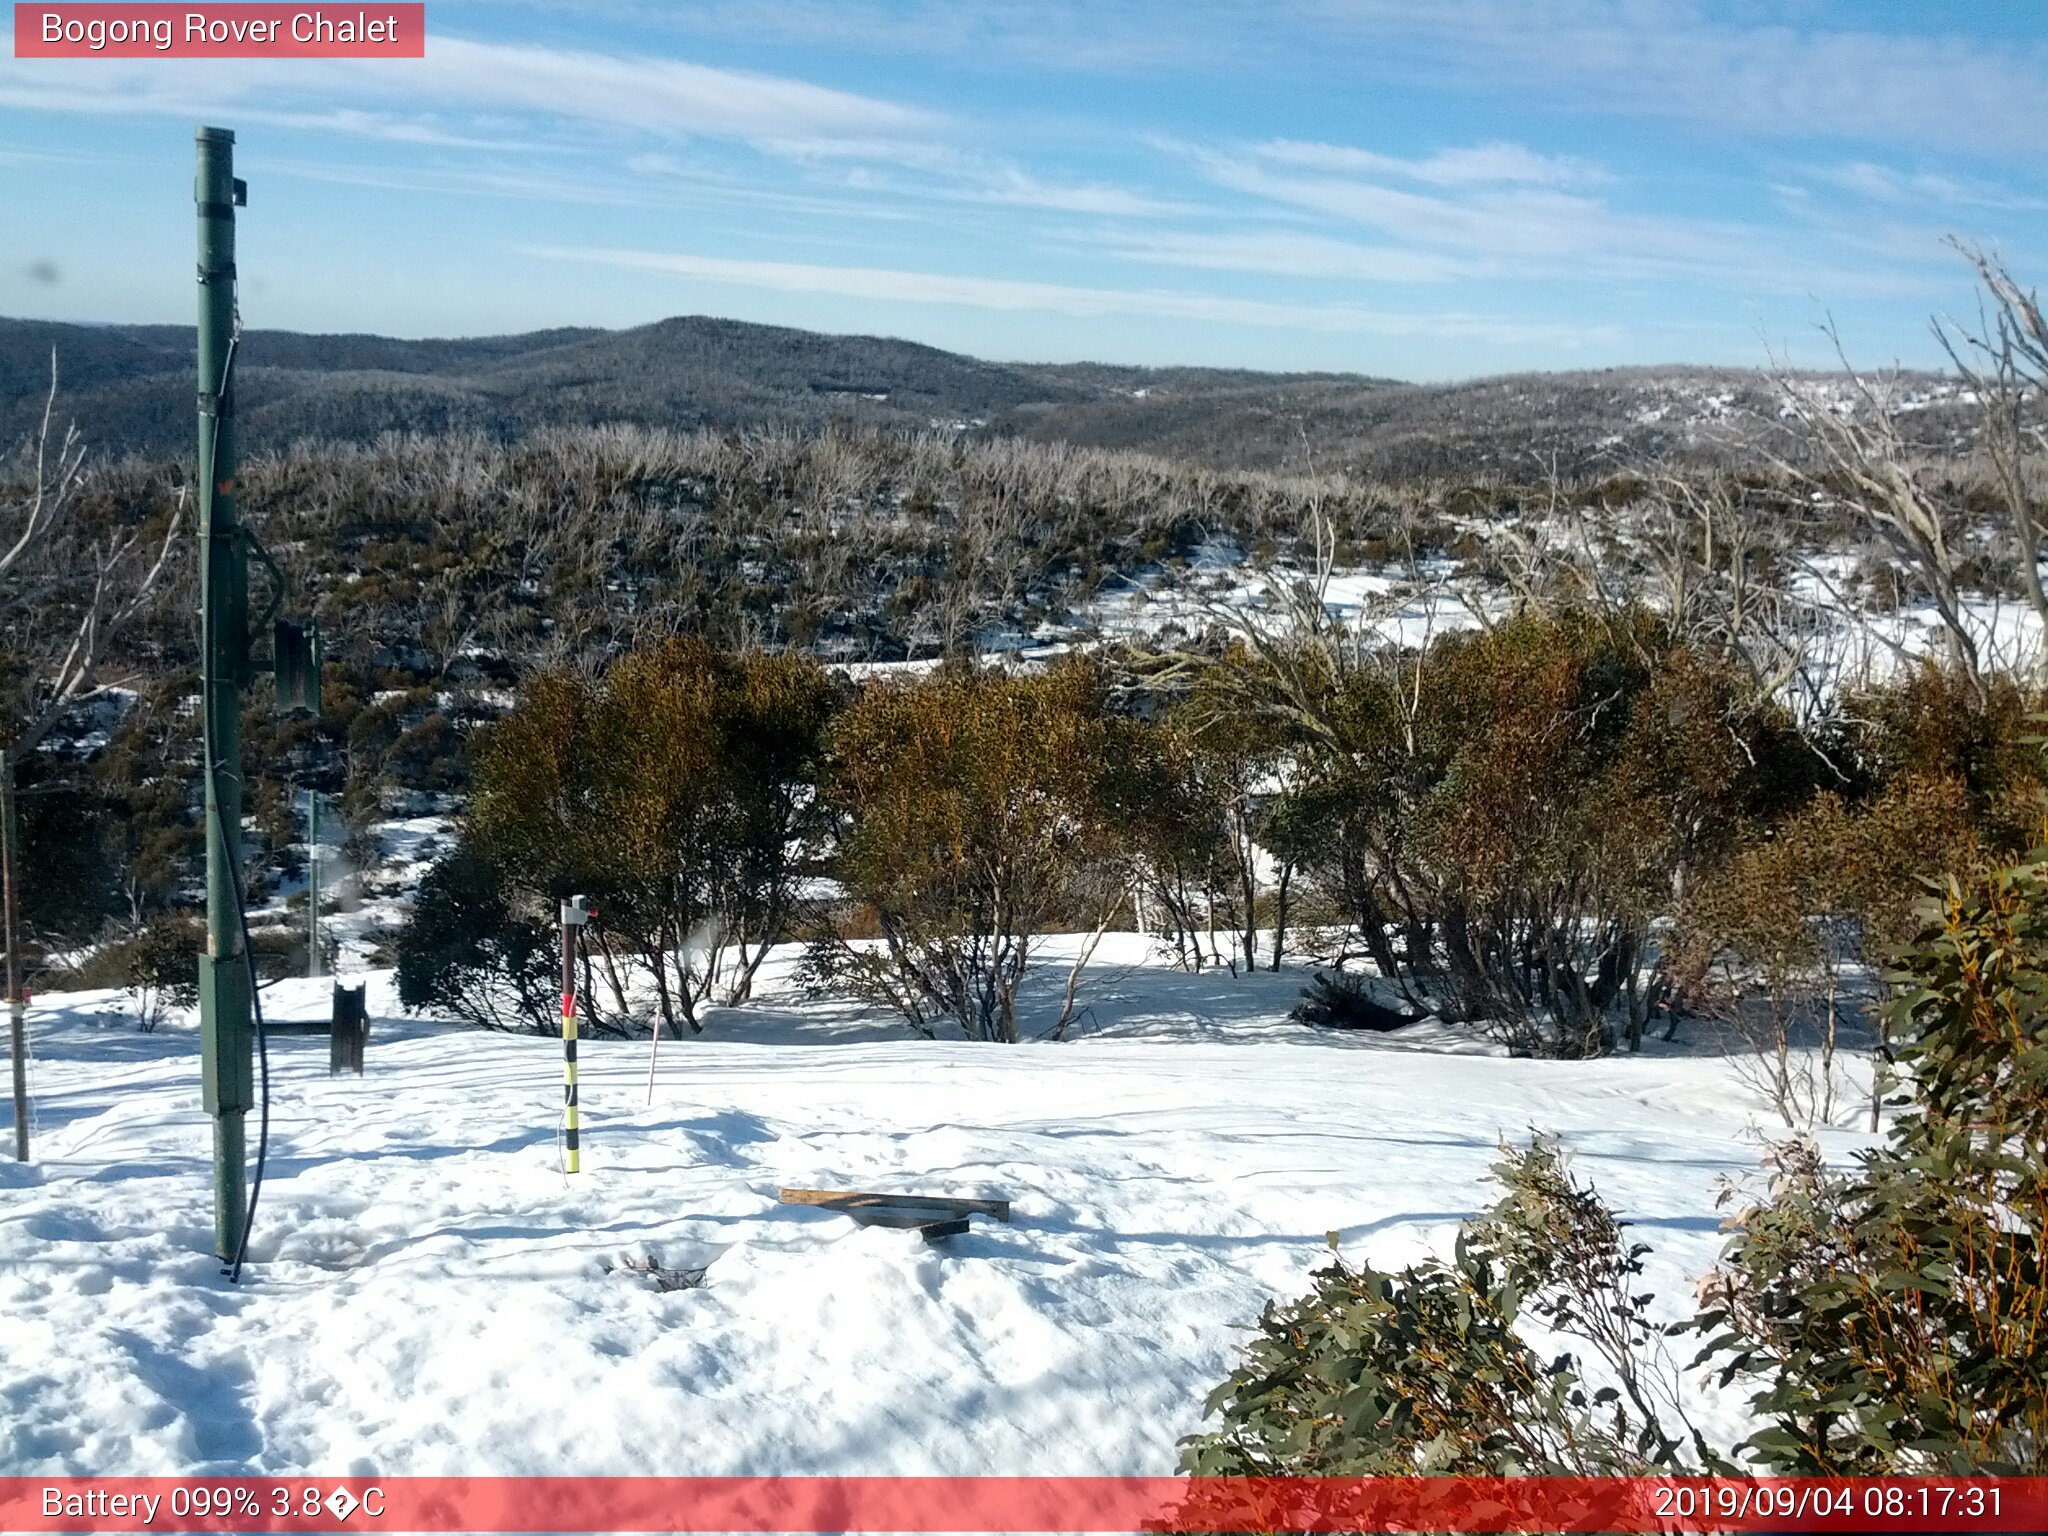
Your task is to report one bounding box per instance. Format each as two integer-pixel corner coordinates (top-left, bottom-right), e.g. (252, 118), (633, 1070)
(1182, 1140), (1709, 1478)
(1690, 856), (2048, 1472)
(1186, 851), (2048, 1485)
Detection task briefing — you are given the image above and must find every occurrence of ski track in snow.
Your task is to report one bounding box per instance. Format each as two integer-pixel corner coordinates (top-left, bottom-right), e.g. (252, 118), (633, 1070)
(1, 942), (1876, 1477)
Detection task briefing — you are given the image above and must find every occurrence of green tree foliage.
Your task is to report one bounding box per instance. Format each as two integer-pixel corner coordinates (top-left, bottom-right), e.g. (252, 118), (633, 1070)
(394, 842), (557, 1034)
(91, 676), (204, 926)
(1181, 1139), (1709, 1478)
(1847, 663), (2042, 847)
(1187, 855), (2048, 1483)
(1676, 661), (2042, 1123)
(12, 772), (120, 941)
(1691, 856), (2048, 1472)
(819, 661), (1131, 1041)
(1677, 774), (1989, 1125)
(1122, 688), (1296, 974)
(413, 638), (838, 1037)
(1264, 611), (1809, 1055)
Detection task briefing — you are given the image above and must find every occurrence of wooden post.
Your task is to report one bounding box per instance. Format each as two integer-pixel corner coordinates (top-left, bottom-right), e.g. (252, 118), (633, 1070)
(329, 982), (367, 1076)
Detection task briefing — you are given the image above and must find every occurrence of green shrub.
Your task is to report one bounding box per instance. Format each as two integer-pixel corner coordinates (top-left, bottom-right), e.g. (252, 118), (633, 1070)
(43, 911), (203, 1030)
(462, 638), (839, 1037)
(1182, 1139), (1710, 1477)
(1675, 771), (1990, 1126)
(1265, 611), (1810, 1056)
(394, 841), (557, 1033)
(818, 660), (1130, 1042)
(1122, 690), (1295, 976)
(1186, 849), (2048, 1486)
(128, 912), (202, 1031)
(1690, 856), (2048, 1472)
(1845, 664), (2041, 843)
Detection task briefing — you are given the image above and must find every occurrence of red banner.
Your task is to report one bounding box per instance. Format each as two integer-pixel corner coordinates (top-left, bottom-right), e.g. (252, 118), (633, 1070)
(13, 5), (426, 58)
(1, 1476), (2044, 1533)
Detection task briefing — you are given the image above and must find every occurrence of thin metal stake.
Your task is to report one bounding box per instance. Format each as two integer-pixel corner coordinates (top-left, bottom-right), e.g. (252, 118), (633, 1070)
(307, 788), (321, 979)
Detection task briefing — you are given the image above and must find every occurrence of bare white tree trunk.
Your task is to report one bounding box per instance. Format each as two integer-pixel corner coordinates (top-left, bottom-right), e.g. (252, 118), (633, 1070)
(1768, 337), (1985, 704)
(2, 352), (184, 1160)
(1943, 244), (2048, 682)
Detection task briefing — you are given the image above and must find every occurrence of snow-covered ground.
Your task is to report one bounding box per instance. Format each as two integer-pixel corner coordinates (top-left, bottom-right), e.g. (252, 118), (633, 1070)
(1067, 542), (2047, 712)
(1, 938), (1875, 1477)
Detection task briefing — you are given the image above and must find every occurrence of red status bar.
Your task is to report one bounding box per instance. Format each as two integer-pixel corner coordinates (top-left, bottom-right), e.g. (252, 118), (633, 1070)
(2, 1476), (2043, 1534)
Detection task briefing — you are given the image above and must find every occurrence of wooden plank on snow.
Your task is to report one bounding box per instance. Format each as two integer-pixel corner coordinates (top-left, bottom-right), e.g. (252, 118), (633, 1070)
(778, 1187), (1011, 1221)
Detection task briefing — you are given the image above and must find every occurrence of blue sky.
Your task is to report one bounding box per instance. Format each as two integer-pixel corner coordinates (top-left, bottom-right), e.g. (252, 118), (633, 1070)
(3, 0), (2046, 379)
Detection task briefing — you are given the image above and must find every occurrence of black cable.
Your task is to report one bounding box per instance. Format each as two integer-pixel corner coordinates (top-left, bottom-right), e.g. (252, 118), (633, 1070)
(196, 319), (272, 1285)
(224, 790), (270, 1285)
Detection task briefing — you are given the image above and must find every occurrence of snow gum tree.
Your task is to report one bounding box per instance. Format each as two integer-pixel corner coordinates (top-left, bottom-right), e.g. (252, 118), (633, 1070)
(1120, 683), (1297, 976)
(819, 661), (1132, 1042)
(1260, 610), (1808, 1055)
(433, 638), (838, 1037)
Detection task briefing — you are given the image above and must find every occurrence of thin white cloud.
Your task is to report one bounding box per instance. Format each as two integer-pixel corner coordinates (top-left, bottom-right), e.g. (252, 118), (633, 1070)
(278, 155), (934, 223)
(1204, 156), (1602, 255)
(1180, 144), (1933, 297)
(0, 64), (536, 149)
(412, 39), (932, 140)
(765, 136), (1206, 217)
(1310, 0), (2048, 153)
(0, 34), (933, 146)
(1252, 138), (1607, 189)
(576, 0), (2048, 157)
(941, 167), (1205, 217)
(586, 0), (1228, 72)
(1096, 229), (1467, 282)
(525, 243), (1614, 345)
(1811, 161), (2048, 214)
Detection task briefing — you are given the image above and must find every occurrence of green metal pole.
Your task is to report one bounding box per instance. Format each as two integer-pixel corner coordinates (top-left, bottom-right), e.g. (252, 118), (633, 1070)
(195, 126), (252, 1262)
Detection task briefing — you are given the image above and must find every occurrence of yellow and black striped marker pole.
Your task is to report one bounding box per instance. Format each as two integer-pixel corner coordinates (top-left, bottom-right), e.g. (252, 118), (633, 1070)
(561, 985), (580, 1173)
(560, 896), (593, 1173)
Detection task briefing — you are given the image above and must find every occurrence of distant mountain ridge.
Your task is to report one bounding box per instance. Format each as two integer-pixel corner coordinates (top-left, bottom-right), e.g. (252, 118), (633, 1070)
(0, 313), (1963, 479)
(0, 314), (1122, 457)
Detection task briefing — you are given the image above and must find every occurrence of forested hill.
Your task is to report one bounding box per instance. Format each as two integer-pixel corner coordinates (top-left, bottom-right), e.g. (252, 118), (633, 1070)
(0, 314), (1146, 455)
(0, 312), (1962, 478)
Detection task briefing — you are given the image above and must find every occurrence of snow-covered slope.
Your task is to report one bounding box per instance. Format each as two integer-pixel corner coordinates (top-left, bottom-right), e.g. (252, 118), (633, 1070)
(1, 943), (1871, 1477)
